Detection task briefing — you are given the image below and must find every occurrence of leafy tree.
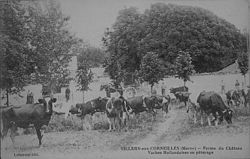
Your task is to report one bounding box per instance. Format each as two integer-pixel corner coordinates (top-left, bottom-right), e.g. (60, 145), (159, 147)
(76, 61), (93, 103)
(139, 52), (165, 92)
(175, 51), (195, 88)
(26, 1), (80, 94)
(0, 0), (81, 105)
(77, 45), (106, 68)
(0, 0), (30, 105)
(103, 3), (247, 77)
(238, 53), (248, 84)
(102, 7), (144, 83)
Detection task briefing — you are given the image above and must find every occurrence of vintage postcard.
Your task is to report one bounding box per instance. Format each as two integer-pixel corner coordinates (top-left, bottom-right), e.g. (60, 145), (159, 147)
(0, 0), (249, 158)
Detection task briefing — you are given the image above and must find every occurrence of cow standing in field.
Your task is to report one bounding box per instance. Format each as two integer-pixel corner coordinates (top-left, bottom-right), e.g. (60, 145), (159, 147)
(69, 97), (109, 130)
(1, 97), (57, 147)
(125, 95), (162, 120)
(197, 91), (233, 126)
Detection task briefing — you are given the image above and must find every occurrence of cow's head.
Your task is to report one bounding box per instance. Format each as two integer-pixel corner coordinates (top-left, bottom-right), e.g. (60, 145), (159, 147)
(46, 97), (57, 114)
(222, 109), (233, 124)
(38, 97), (57, 114)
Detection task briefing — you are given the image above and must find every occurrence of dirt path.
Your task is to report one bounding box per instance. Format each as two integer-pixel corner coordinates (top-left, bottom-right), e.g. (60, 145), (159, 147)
(136, 110), (178, 146)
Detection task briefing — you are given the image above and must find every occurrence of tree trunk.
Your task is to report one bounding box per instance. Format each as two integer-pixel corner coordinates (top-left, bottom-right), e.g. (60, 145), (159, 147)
(184, 81), (186, 91)
(244, 75), (246, 87)
(6, 89), (9, 107)
(151, 84), (153, 94)
(82, 91), (85, 103)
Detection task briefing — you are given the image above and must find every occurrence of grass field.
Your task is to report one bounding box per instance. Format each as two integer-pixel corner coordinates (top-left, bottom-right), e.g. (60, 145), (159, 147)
(1, 73), (250, 159)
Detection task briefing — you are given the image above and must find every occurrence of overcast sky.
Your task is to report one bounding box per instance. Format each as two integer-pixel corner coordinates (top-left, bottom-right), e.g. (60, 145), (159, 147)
(59, 0), (248, 47)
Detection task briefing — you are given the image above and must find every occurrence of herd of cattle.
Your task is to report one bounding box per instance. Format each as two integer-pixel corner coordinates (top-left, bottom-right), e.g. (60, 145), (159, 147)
(1, 86), (249, 147)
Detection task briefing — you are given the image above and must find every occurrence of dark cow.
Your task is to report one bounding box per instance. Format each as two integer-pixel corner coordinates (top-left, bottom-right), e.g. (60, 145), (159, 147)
(69, 97), (108, 119)
(170, 86), (190, 109)
(69, 97), (109, 130)
(106, 96), (128, 131)
(1, 97), (57, 147)
(197, 91), (233, 126)
(126, 95), (161, 118)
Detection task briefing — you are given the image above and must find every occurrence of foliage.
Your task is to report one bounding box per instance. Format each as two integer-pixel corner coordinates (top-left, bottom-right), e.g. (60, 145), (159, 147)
(102, 7), (144, 82)
(238, 53), (248, 76)
(139, 52), (165, 89)
(175, 51), (195, 85)
(76, 60), (93, 92)
(103, 54), (124, 88)
(77, 45), (107, 68)
(0, 0), (81, 98)
(0, 0), (30, 95)
(103, 3), (247, 78)
(26, 1), (81, 93)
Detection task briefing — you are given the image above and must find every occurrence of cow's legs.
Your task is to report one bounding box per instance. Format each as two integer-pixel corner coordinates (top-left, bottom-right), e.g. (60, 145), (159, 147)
(108, 117), (112, 131)
(35, 126), (43, 146)
(185, 101), (189, 113)
(111, 118), (115, 130)
(207, 113), (212, 126)
(193, 112), (197, 124)
(1, 125), (9, 140)
(200, 111), (204, 125)
(9, 125), (17, 148)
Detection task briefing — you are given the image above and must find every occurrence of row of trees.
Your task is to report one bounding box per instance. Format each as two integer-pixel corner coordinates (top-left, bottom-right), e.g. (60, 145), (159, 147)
(103, 3), (248, 90)
(0, 0), (94, 105)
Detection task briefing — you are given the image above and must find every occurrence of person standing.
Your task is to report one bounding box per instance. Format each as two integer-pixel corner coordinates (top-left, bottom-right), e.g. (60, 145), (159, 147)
(220, 80), (225, 94)
(235, 80), (240, 91)
(65, 87), (70, 102)
(26, 90), (34, 104)
(161, 81), (167, 96)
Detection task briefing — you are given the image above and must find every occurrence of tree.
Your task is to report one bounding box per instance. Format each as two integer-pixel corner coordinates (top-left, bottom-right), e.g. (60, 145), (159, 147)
(26, 1), (80, 94)
(0, 0), (31, 106)
(77, 45), (107, 68)
(103, 3), (247, 76)
(139, 52), (165, 92)
(1, 0), (81, 105)
(102, 7), (144, 84)
(238, 53), (248, 84)
(75, 61), (93, 103)
(175, 51), (195, 88)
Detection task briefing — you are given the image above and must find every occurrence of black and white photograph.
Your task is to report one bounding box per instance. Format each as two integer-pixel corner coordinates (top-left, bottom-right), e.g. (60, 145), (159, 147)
(0, 0), (249, 158)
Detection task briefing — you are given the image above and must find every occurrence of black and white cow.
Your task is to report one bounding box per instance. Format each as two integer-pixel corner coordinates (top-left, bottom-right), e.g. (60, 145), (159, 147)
(197, 91), (233, 126)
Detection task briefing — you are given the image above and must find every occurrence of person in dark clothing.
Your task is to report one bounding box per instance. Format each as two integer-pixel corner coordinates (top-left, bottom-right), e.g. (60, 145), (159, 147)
(26, 90), (34, 104)
(235, 80), (240, 91)
(65, 87), (70, 102)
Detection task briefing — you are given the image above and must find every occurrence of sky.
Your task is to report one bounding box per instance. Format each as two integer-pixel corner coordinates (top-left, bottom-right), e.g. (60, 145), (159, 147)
(59, 0), (249, 47)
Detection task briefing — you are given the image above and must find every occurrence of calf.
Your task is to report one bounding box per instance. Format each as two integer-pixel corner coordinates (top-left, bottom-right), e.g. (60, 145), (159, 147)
(197, 91), (233, 126)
